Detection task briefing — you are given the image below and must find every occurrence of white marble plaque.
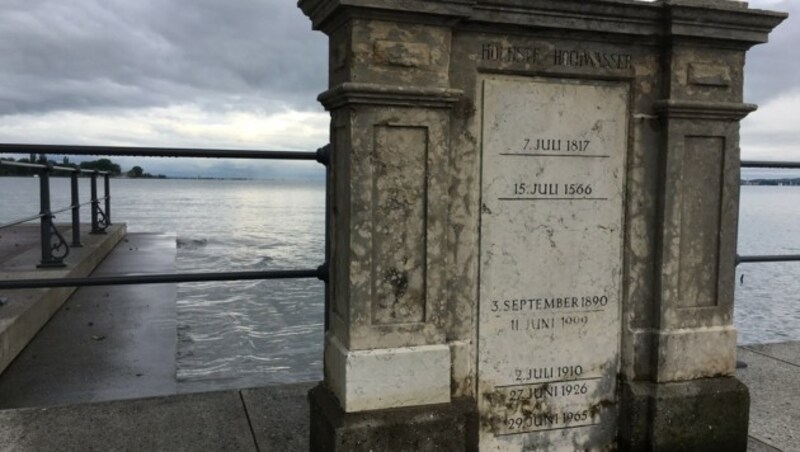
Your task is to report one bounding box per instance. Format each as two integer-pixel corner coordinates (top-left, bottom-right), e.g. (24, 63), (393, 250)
(478, 77), (628, 451)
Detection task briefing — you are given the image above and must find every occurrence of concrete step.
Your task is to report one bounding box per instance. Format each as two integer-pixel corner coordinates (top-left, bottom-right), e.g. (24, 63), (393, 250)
(0, 223), (126, 374)
(0, 232), (176, 409)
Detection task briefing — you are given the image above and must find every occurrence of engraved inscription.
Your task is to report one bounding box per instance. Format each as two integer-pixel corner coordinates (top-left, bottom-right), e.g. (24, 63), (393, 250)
(488, 380), (604, 435)
(552, 48), (632, 69)
(481, 43), (542, 64)
(480, 43), (633, 71)
(478, 77), (628, 450)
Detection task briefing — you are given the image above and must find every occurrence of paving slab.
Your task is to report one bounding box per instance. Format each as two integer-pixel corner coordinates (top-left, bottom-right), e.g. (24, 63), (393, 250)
(0, 224), (126, 374)
(743, 342), (800, 366)
(241, 382), (314, 451)
(749, 436), (783, 452)
(0, 390), (256, 452)
(0, 232), (177, 408)
(0, 339), (794, 452)
(737, 346), (800, 452)
(0, 227), (40, 266)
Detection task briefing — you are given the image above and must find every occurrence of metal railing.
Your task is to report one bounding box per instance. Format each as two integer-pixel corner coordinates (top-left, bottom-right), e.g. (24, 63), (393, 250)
(0, 143), (330, 324)
(737, 160), (800, 266)
(0, 148), (797, 301)
(0, 160), (112, 267)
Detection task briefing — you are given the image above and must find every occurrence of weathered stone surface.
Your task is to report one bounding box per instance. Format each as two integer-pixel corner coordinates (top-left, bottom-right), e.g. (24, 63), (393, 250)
(477, 77), (628, 449)
(619, 378), (750, 452)
(325, 335), (450, 412)
(654, 327), (738, 382)
(300, 0), (786, 450)
(326, 104), (453, 352)
(309, 384), (477, 452)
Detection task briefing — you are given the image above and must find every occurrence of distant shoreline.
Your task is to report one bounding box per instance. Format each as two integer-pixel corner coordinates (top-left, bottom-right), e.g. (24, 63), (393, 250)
(0, 174), (252, 181)
(742, 178), (800, 186)
(0, 175), (329, 182)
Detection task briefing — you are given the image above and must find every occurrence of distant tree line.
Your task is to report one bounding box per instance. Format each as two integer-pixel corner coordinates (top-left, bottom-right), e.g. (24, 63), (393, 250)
(742, 178), (800, 186)
(126, 165), (166, 179)
(0, 154), (162, 178)
(0, 154), (121, 177)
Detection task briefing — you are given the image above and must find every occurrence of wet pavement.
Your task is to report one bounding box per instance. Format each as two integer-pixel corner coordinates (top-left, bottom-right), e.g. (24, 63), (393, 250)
(738, 342), (800, 451)
(0, 223), (126, 374)
(0, 232), (177, 408)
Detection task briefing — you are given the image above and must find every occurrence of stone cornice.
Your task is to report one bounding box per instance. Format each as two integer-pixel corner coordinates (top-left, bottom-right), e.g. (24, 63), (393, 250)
(470, 0), (663, 37)
(664, 0), (787, 46)
(298, 0), (786, 48)
(654, 99), (757, 120)
(298, 0), (476, 31)
(318, 83), (463, 110)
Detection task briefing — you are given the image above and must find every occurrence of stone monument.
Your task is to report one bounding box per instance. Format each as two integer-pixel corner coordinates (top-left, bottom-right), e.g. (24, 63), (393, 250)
(298, 0), (786, 450)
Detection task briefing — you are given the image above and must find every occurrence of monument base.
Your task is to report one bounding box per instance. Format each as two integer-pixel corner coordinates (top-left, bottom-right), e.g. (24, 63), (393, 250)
(619, 377), (750, 452)
(308, 384), (477, 452)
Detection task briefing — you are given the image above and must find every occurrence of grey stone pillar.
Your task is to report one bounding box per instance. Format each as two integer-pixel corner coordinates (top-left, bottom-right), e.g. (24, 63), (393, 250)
(619, 3), (783, 450)
(299, 2), (475, 450)
(299, 1), (786, 450)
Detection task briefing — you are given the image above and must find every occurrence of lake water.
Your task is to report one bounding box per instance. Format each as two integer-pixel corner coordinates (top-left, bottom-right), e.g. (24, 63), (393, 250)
(0, 177), (325, 388)
(1, 177), (799, 386)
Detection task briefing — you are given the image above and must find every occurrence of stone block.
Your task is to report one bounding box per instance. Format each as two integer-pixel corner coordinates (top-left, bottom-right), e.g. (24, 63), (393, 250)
(309, 383), (477, 452)
(619, 377), (750, 451)
(325, 335), (451, 412)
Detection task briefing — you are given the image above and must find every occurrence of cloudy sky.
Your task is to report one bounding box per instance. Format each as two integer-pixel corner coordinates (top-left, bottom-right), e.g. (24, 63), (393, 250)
(0, 0), (796, 178)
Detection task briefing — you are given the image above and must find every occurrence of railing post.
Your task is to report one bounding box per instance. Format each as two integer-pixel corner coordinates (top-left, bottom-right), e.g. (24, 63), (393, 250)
(70, 171), (82, 247)
(320, 144), (331, 333)
(104, 173), (111, 226)
(90, 171), (101, 234)
(37, 164), (65, 268)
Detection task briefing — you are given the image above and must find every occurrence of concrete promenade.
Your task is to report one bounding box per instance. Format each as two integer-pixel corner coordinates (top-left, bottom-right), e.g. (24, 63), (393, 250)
(738, 342), (800, 452)
(0, 343), (795, 451)
(0, 223), (125, 374)
(0, 230), (796, 451)
(0, 231), (177, 408)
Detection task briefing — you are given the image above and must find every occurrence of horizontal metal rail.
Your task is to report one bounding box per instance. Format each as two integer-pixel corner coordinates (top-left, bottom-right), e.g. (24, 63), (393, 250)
(50, 204), (84, 217)
(0, 143), (328, 164)
(0, 267), (326, 290)
(0, 159), (113, 265)
(738, 161), (800, 265)
(737, 254), (800, 265)
(741, 161), (800, 169)
(0, 213), (47, 230)
(0, 159), (109, 174)
(0, 201), (95, 230)
(0, 186), (107, 232)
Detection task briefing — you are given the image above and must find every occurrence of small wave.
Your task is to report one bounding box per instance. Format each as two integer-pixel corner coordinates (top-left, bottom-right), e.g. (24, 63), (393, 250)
(177, 237), (209, 249)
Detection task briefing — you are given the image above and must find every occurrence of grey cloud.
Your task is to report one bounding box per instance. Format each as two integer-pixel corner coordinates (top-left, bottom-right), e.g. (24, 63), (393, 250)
(744, 0), (799, 104)
(2, 0), (794, 115)
(0, 0), (327, 116)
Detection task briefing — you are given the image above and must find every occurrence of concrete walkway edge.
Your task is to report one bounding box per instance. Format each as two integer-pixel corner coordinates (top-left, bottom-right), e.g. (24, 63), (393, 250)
(0, 224), (126, 373)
